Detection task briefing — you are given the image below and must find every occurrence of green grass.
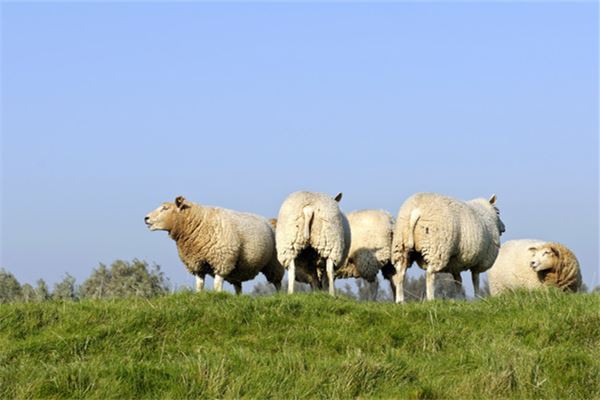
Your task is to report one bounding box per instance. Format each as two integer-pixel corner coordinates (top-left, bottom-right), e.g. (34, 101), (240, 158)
(1, 290), (599, 399)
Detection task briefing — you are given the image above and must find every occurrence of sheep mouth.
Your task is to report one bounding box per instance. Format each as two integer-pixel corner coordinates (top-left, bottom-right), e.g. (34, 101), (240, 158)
(145, 221), (157, 230)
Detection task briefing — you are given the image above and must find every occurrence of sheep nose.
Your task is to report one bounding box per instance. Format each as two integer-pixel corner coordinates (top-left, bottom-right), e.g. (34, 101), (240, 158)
(144, 216), (150, 223)
(530, 261), (535, 268)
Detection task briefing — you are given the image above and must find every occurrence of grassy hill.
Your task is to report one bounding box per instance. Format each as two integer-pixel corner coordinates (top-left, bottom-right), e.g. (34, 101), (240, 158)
(1, 290), (599, 399)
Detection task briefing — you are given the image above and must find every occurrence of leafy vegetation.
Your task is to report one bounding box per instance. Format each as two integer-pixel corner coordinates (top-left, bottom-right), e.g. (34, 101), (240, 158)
(0, 260), (169, 303)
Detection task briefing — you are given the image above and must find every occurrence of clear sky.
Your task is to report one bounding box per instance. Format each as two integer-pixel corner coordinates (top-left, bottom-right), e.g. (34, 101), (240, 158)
(1, 2), (598, 294)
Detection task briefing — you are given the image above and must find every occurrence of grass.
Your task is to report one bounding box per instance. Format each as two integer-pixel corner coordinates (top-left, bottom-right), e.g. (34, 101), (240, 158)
(1, 290), (599, 399)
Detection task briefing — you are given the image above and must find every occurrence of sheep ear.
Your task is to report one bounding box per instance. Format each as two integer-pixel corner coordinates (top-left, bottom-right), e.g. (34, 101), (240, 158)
(489, 194), (497, 205)
(549, 246), (560, 257)
(334, 193), (343, 202)
(175, 196), (189, 210)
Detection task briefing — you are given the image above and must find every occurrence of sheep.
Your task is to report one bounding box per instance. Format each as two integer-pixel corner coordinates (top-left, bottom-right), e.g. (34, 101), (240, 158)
(488, 239), (582, 295)
(145, 196), (284, 294)
(336, 209), (394, 300)
(269, 218), (325, 290)
(275, 191), (350, 296)
(391, 193), (506, 303)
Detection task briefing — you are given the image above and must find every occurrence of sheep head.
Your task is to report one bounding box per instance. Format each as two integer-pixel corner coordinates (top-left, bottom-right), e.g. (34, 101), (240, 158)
(145, 196), (190, 232)
(528, 245), (560, 272)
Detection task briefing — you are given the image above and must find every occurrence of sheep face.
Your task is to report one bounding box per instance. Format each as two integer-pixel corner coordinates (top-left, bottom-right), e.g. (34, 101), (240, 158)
(528, 245), (559, 272)
(145, 196), (189, 232)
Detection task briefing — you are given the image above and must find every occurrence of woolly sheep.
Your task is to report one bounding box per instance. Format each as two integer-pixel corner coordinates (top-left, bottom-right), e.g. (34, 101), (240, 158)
(488, 239), (582, 295)
(391, 192), (505, 303)
(145, 196), (284, 294)
(276, 191), (350, 296)
(336, 209), (394, 300)
(269, 218), (326, 289)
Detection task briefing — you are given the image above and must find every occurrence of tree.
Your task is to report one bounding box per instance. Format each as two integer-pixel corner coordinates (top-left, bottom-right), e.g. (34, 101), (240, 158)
(79, 259), (170, 299)
(52, 274), (78, 301)
(79, 263), (111, 299)
(0, 269), (22, 303)
(34, 279), (50, 302)
(400, 273), (467, 302)
(478, 278), (491, 297)
(349, 278), (393, 302)
(252, 279), (311, 296)
(404, 275), (426, 301)
(436, 273), (467, 300)
(20, 284), (36, 302)
(579, 282), (588, 293)
(337, 282), (357, 300)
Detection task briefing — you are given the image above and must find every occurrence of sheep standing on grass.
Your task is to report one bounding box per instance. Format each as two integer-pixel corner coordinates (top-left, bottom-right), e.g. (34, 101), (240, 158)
(391, 193), (505, 303)
(488, 239), (582, 295)
(336, 209), (394, 300)
(269, 218), (328, 290)
(145, 196), (284, 294)
(276, 191), (350, 296)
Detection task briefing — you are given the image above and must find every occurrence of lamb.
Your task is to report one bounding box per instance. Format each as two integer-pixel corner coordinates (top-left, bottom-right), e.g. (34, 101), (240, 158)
(275, 191), (350, 296)
(145, 196), (284, 294)
(391, 192), (506, 303)
(488, 239), (582, 295)
(336, 209), (394, 300)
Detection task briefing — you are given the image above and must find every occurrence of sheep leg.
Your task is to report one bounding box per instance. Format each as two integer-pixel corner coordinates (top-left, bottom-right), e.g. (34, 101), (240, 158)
(288, 259), (296, 294)
(392, 263), (408, 303)
(273, 281), (282, 292)
(426, 266), (437, 300)
(214, 275), (224, 292)
(195, 275), (205, 292)
(326, 258), (335, 296)
(472, 271), (481, 298)
(234, 283), (242, 295)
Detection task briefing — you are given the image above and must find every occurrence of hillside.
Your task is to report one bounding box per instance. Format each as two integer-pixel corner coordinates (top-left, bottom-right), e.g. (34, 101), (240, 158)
(1, 290), (599, 399)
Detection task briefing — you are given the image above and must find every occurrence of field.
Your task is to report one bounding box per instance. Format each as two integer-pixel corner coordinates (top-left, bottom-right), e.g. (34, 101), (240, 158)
(1, 290), (599, 399)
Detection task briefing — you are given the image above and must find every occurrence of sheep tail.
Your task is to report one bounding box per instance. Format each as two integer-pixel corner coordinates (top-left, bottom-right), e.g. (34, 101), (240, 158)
(406, 208), (421, 250)
(302, 206), (314, 242)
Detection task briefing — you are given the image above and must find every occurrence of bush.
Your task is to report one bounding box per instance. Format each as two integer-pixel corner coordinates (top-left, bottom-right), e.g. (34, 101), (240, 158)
(79, 259), (170, 299)
(0, 269), (22, 303)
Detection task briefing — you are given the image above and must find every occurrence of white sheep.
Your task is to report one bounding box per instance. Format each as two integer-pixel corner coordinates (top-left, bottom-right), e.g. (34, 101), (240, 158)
(488, 239), (582, 295)
(145, 196), (284, 294)
(391, 192), (505, 303)
(276, 191), (350, 296)
(336, 209), (394, 300)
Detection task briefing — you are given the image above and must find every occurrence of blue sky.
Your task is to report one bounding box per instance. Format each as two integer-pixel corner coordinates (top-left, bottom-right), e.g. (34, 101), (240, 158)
(1, 2), (598, 294)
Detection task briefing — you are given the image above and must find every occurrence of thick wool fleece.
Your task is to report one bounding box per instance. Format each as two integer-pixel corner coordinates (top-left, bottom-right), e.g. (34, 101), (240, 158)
(170, 203), (281, 285)
(276, 191), (350, 270)
(392, 193), (503, 275)
(489, 239), (582, 295)
(337, 209), (393, 283)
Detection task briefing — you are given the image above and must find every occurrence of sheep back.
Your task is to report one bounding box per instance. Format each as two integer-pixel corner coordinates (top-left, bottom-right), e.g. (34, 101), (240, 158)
(337, 209), (393, 282)
(171, 203), (275, 283)
(276, 191), (349, 269)
(392, 193), (501, 274)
